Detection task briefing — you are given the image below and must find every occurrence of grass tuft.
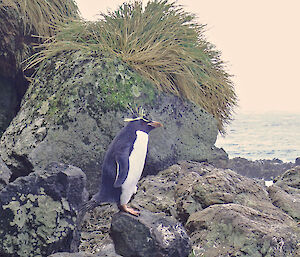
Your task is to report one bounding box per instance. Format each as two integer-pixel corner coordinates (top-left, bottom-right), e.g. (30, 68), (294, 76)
(26, 0), (237, 132)
(0, 0), (79, 36)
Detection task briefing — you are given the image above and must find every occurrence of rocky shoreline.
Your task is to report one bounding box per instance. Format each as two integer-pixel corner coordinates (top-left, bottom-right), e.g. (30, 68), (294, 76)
(60, 160), (300, 257)
(1, 153), (299, 257)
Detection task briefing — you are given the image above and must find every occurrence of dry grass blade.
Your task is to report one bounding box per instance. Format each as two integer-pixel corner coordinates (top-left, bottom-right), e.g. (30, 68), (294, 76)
(0, 0), (79, 36)
(25, 0), (237, 133)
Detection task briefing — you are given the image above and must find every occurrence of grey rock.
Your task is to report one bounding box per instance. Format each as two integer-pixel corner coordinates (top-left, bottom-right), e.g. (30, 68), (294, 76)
(48, 253), (94, 257)
(0, 162), (87, 257)
(273, 166), (300, 190)
(131, 161), (288, 224)
(48, 245), (122, 257)
(0, 75), (19, 136)
(0, 51), (225, 193)
(79, 204), (119, 254)
(227, 157), (295, 180)
(78, 162), (300, 256)
(268, 166), (300, 221)
(126, 162), (300, 257)
(0, 156), (11, 190)
(186, 203), (299, 257)
(110, 210), (191, 257)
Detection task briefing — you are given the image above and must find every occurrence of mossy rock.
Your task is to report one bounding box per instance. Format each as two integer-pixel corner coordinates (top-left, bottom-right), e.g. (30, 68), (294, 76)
(0, 50), (225, 193)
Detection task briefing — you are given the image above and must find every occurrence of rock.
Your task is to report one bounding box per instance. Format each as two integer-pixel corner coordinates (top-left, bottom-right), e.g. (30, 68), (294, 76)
(0, 75), (19, 136)
(110, 210), (191, 257)
(79, 162), (300, 256)
(48, 244), (121, 257)
(79, 204), (119, 254)
(186, 203), (299, 257)
(268, 166), (300, 221)
(0, 162), (87, 257)
(273, 166), (300, 190)
(131, 161), (288, 224)
(0, 156), (11, 190)
(130, 164), (183, 217)
(227, 157), (295, 180)
(0, 51), (225, 193)
(126, 162), (300, 256)
(48, 253), (94, 257)
(268, 185), (300, 222)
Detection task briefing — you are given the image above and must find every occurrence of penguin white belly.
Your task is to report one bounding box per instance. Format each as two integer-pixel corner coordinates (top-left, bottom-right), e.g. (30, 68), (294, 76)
(120, 131), (148, 205)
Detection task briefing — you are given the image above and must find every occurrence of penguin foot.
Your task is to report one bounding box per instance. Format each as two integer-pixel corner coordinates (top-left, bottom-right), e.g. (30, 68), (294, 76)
(119, 204), (140, 216)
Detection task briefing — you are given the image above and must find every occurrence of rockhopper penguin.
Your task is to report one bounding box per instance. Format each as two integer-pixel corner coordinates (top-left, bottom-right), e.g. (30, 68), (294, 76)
(78, 114), (163, 220)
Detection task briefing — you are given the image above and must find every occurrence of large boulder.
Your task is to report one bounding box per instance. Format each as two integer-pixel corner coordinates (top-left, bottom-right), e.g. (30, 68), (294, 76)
(0, 51), (225, 193)
(110, 210), (191, 257)
(0, 162), (87, 257)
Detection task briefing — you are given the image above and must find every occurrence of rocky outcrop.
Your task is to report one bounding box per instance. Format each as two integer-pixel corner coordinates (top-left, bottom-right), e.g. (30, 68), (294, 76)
(0, 51), (226, 193)
(0, 156), (11, 190)
(110, 210), (191, 257)
(79, 161), (300, 256)
(227, 157), (295, 180)
(0, 162), (87, 257)
(186, 203), (299, 257)
(268, 166), (300, 221)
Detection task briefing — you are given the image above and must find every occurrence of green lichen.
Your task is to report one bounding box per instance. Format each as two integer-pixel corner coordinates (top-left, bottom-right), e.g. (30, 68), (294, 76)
(25, 51), (156, 127)
(1, 186), (76, 257)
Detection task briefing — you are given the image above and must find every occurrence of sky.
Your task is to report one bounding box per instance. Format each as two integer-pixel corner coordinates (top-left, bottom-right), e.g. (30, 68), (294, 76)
(75, 0), (300, 114)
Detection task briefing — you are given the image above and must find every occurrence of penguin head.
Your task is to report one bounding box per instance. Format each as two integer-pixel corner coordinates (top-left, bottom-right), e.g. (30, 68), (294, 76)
(124, 116), (163, 133)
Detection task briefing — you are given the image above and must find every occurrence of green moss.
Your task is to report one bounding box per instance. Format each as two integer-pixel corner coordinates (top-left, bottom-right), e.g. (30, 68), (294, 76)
(26, 51), (157, 126)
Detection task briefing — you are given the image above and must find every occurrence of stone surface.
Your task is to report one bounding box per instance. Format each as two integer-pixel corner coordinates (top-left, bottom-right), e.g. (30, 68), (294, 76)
(110, 210), (191, 257)
(79, 204), (119, 254)
(227, 157), (295, 180)
(273, 166), (300, 190)
(186, 203), (299, 257)
(0, 162), (87, 257)
(48, 253), (94, 257)
(0, 75), (19, 136)
(0, 156), (11, 190)
(0, 51), (225, 193)
(268, 166), (300, 221)
(49, 244), (121, 257)
(131, 161), (289, 224)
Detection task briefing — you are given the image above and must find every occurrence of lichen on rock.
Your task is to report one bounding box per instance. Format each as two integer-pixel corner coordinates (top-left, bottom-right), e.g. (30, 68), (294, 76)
(0, 162), (86, 257)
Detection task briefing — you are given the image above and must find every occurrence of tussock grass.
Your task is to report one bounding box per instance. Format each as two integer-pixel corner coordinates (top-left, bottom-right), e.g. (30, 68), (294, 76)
(26, 0), (236, 132)
(0, 0), (79, 36)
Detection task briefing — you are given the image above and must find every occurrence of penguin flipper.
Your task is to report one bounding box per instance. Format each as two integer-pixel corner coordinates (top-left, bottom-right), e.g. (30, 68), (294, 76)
(114, 152), (129, 188)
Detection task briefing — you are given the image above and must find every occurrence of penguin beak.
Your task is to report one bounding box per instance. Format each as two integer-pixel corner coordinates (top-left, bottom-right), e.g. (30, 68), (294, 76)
(148, 121), (163, 128)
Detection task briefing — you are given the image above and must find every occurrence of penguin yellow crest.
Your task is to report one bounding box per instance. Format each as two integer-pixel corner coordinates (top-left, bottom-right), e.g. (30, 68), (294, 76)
(124, 106), (150, 122)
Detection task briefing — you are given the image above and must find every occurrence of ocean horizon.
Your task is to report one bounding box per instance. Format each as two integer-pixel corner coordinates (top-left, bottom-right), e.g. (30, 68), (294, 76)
(216, 111), (300, 163)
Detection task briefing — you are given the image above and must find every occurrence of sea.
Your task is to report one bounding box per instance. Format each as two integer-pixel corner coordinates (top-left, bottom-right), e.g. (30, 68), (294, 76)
(216, 112), (300, 163)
